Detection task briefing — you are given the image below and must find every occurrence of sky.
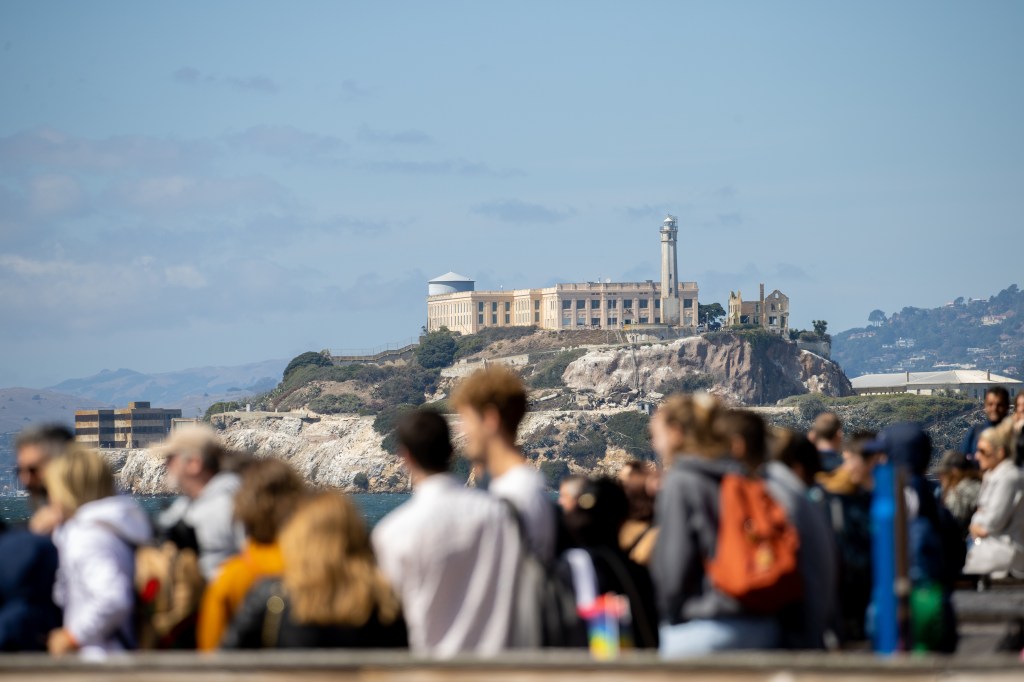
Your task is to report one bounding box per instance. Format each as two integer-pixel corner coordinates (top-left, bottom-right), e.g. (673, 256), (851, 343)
(1, 1), (1022, 387)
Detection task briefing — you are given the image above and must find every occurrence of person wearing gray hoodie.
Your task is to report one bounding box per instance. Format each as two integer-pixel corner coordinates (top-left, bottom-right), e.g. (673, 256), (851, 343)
(649, 394), (782, 658)
(44, 446), (153, 657)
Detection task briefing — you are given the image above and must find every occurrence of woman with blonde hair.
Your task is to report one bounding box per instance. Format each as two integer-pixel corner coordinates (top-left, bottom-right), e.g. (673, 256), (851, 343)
(649, 393), (783, 658)
(222, 491), (407, 649)
(45, 444), (152, 656)
(963, 421), (1024, 578)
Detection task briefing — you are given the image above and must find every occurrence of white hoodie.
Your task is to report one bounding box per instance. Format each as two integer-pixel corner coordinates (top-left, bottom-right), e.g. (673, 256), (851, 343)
(52, 495), (152, 656)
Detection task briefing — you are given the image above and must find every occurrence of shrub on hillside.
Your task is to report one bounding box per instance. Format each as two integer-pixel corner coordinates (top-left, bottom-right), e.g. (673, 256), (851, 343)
(203, 401), (247, 420)
(416, 328), (459, 369)
(605, 411), (654, 460)
(373, 367), (440, 406)
(798, 394), (827, 421)
(308, 393), (367, 415)
(539, 460), (570, 488)
(561, 430), (608, 468)
(284, 351), (332, 380)
(530, 349), (586, 389)
(373, 403), (418, 436)
(657, 372), (714, 395)
(352, 472), (370, 490)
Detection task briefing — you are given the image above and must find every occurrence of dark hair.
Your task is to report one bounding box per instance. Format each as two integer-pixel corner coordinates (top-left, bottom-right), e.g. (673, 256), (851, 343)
(771, 428), (822, 484)
(563, 477), (628, 549)
(843, 430), (877, 458)
(987, 386), (1010, 406)
(715, 409), (767, 470)
(396, 409), (453, 474)
(234, 458), (307, 544)
(15, 424), (74, 453)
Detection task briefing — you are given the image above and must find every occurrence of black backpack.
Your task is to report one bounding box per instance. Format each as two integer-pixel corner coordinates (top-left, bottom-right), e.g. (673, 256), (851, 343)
(502, 500), (587, 648)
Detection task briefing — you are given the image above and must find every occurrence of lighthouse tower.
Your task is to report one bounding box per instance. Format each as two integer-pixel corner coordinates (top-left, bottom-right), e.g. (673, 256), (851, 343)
(659, 215), (680, 325)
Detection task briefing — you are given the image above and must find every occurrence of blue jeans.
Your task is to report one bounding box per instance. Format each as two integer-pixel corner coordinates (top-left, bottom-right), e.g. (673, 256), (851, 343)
(659, 617), (780, 658)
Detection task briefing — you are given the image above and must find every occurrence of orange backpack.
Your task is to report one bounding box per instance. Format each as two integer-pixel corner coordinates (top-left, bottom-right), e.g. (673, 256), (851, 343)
(706, 474), (802, 614)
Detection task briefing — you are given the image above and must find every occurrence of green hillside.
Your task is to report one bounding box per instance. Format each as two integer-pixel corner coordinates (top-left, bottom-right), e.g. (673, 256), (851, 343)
(832, 284), (1024, 378)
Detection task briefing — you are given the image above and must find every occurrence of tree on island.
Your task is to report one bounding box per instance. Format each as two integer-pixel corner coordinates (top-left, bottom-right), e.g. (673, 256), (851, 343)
(699, 302), (726, 326)
(868, 309), (886, 326)
(812, 320), (829, 338)
(416, 327), (458, 369)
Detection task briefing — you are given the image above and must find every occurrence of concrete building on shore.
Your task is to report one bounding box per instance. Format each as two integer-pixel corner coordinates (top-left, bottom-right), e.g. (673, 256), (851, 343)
(850, 370), (1021, 399)
(727, 285), (790, 335)
(75, 401), (182, 449)
(426, 215), (699, 333)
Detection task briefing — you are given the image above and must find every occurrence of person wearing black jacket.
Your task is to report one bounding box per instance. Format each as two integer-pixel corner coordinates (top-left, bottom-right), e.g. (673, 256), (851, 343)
(561, 477), (659, 649)
(0, 519), (62, 650)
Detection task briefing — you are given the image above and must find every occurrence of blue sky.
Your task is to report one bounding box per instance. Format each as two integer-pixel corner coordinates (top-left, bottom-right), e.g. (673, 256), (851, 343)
(1, 1), (1022, 387)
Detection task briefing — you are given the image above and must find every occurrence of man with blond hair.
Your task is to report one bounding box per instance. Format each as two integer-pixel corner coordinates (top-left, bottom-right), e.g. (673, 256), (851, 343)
(451, 365), (556, 562)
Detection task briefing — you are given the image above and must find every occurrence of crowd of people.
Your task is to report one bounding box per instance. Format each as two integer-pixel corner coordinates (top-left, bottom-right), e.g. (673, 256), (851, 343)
(2, 372), (1023, 659)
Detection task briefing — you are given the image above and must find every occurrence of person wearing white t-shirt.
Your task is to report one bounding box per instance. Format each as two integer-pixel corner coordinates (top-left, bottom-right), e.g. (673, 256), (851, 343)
(452, 366), (557, 562)
(372, 409), (521, 658)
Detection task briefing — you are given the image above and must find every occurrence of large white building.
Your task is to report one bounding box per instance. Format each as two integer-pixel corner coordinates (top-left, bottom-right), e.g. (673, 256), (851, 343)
(426, 216), (699, 333)
(850, 370), (1022, 399)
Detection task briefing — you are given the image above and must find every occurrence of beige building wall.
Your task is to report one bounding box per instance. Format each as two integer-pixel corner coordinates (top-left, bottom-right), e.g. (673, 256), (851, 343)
(429, 280), (706, 333)
(727, 284), (789, 335)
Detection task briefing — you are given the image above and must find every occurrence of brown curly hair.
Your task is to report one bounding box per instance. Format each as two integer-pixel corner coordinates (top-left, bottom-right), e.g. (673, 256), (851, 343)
(233, 458), (307, 544)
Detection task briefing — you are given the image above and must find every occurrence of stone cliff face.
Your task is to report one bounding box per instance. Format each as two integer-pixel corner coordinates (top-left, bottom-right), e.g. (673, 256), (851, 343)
(562, 332), (853, 405)
(107, 332), (854, 494)
(102, 414), (408, 495)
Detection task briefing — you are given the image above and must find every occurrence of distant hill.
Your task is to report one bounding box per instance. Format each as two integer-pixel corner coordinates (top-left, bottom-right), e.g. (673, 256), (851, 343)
(832, 284), (1024, 378)
(0, 387), (107, 435)
(44, 359), (286, 419)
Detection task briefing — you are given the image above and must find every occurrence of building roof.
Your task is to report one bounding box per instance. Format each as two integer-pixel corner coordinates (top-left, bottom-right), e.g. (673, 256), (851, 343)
(851, 370), (1022, 389)
(428, 271), (474, 283)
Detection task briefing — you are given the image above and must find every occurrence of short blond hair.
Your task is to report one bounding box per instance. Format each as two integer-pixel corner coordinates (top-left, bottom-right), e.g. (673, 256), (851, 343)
(450, 365), (527, 438)
(44, 444), (116, 516)
(657, 392), (727, 457)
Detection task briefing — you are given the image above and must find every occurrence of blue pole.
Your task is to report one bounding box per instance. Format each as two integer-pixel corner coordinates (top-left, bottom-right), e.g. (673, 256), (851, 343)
(871, 460), (898, 654)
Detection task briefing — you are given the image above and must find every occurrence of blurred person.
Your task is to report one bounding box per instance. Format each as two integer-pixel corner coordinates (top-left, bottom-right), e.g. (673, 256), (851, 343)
(0, 518), (62, 650)
(735, 417), (838, 650)
(197, 458), (306, 650)
(649, 394), (782, 658)
(452, 366), (556, 561)
(372, 408), (521, 657)
(817, 431), (876, 496)
(963, 423), (1024, 578)
(156, 424), (243, 580)
(561, 476), (659, 649)
(558, 474), (587, 514)
(961, 387), (1010, 460)
(44, 445), (152, 656)
(811, 412), (843, 473)
(934, 450), (982, 540)
(223, 492), (407, 650)
(618, 460), (658, 566)
(813, 431), (876, 642)
(863, 423), (962, 652)
(14, 424), (74, 535)
(1012, 393), (1024, 466)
